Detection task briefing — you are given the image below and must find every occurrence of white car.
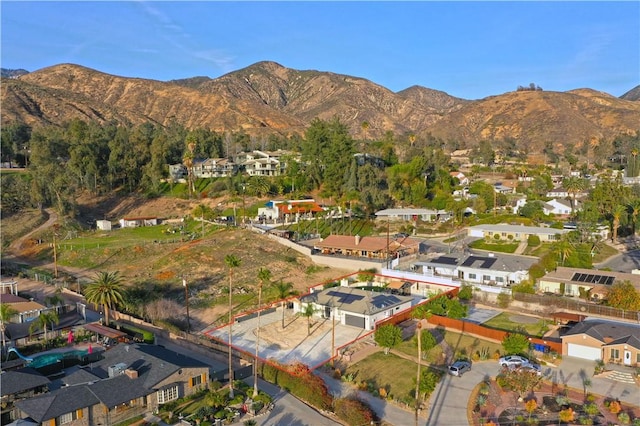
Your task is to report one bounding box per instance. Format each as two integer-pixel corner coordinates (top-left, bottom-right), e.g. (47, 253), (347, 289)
(499, 355), (529, 367)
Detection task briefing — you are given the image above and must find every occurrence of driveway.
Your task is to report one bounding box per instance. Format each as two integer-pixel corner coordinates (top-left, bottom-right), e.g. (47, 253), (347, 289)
(595, 248), (640, 272)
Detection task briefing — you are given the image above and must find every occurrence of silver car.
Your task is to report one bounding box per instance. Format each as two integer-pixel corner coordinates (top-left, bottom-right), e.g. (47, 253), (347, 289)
(448, 360), (472, 377)
(498, 355), (529, 367)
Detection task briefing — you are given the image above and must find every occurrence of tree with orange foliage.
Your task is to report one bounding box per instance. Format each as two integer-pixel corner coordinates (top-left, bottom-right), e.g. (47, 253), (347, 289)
(559, 407), (575, 423)
(525, 399), (538, 423)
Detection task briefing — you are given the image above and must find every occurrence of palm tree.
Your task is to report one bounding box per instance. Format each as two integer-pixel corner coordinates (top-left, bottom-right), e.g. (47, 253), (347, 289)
(85, 271), (125, 326)
(563, 177), (587, 214)
(553, 237), (575, 267)
(224, 254), (241, 399)
(254, 267), (271, 397)
(45, 290), (65, 314)
(628, 200), (640, 235)
(29, 311), (59, 345)
(300, 303), (317, 336)
(0, 303), (18, 352)
(612, 204), (627, 242)
(274, 280), (294, 329)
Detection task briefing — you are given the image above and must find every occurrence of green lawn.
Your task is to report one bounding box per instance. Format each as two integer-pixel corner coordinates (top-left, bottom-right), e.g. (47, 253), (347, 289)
(468, 239), (519, 253)
(395, 329), (504, 365)
(482, 312), (549, 337)
(344, 352), (423, 403)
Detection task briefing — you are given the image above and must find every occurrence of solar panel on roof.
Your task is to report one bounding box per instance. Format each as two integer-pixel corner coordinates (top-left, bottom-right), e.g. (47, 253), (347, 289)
(585, 274), (595, 283)
(435, 256), (458, 265)
(571, 273), (581, 281)
(482, 258), (497, 268)
(605, 277), (615, 285)
(326, 290), (365, 304)
(371, 294), (402, 309)
(598, 276), (608, 284)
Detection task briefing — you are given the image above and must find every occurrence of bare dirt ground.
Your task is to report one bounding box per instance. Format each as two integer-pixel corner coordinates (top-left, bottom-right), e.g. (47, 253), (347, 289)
(2, 195), (351, 331)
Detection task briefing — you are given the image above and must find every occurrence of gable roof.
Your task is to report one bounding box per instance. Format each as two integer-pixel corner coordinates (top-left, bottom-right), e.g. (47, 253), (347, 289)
(0, 368), (50, 396)
(300, 287), (414, 316)
(14, 385), (100, 423)
(315, 235), (421, 253)
(563, 320), (640, 349)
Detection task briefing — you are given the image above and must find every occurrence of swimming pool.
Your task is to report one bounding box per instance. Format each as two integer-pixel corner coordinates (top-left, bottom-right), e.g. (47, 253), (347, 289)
(29, 349), (90, 368)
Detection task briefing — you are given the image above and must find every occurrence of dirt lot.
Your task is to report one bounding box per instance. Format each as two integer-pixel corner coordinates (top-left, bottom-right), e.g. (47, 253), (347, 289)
(2, 195), (351, 332)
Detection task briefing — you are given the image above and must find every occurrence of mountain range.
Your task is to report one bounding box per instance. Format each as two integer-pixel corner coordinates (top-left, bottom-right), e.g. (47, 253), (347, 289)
(1, 62), (639, 154)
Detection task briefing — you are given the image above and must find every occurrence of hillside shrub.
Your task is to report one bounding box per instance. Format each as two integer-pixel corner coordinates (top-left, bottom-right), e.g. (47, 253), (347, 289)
(333, 396), (376, 426)
(527, 235), (541, 246)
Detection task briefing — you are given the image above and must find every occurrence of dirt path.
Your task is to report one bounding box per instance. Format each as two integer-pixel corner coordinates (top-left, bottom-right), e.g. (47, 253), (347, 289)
(8, 208), (57, 253)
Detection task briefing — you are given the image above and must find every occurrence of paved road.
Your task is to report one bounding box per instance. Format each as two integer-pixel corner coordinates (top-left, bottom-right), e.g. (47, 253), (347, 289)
(595, 248), (640, 272)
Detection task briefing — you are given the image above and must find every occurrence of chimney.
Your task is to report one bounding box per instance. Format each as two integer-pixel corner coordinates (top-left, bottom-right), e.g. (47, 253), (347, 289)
(125, 369), (138, 379)
(355, 235), (361, 245)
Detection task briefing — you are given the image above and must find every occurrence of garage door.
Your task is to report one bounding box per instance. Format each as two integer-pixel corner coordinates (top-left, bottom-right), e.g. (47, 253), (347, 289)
(344, 314), (365, 328)
(567, 343), (601, 360)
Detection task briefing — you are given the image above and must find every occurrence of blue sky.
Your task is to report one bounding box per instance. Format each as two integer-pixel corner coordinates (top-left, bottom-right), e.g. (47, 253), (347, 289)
(1, 1), (638, 100)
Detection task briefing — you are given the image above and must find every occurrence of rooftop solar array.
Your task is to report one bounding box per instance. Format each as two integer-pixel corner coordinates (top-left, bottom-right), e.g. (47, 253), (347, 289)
(433, 256), (459, 265)
(326, 290), (365, 304)
(570, 273), (615, 285)
(461, 256), (497, 269)
(371, 294), (402, 309)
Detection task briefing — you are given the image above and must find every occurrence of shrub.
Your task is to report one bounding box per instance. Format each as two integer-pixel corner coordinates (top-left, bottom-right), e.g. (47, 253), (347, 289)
(618, 412), (631, 425)
(458, 284), (473, 300)
(492, 350), (501, 361)
(497, 291), (511, 308)
(558, 407), (575, 423)
(609, 400), (622, 414)
(584, 403), (599, 416)
(527, 235), (541, 246)
(333, 396), (376, 426)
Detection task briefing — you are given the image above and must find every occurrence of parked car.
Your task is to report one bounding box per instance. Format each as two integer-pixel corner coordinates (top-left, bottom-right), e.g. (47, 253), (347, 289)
(517, 362), (542, 376)
(448, 360), (472, 377)
(498, 355), (529, 367)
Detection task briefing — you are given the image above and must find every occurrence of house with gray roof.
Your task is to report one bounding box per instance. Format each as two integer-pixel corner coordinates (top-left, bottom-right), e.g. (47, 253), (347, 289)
(413, 252), (537, 287)
(467, 223), (569, 242)
(12, 344), (209, 426)
(295, 286), (416, 330)
(561, 320), (640, 365)
(1, 368), (50, 424)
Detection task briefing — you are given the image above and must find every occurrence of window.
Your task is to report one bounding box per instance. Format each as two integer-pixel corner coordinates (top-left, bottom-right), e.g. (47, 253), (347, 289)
(157, 385), (179, 404)
(190, 374), (203, 387)
(469, 273), (476, 280)
(483, 275), (491, 282)
(496, 277), (504, 283)
(610, 348), (620, 359)
(58, 412), (75, 425)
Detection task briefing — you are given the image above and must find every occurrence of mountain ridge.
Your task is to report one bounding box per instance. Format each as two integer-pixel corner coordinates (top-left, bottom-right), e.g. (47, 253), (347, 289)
(1, 62), (639, 152)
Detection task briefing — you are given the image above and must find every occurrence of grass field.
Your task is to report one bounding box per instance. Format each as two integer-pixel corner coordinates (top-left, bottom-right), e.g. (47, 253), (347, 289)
(344, 351), (422, 403)
(482, 312), (549, 337)
(468, 239), (519, 253)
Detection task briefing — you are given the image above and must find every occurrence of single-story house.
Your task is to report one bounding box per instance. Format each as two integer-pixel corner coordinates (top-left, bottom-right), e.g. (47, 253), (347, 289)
(375, 208), (451, 222)
(0, 368), (50, 424)
(412, 252), (537, 287)
(257, 199), (324, 223)
(119, 217), (158, 228)
(561, 320), (640, 364)
(96, 220), (112, 231)
(295, 287), (415, 330)
(538, 267), (640, 299)
(449, 171), (470, 186)
(0, 293), (48, 324)
(543, 199), (578, 216)
(314, 234), (422, 260)
(467, 224), (569, 242)
(13, 343), (209, 426)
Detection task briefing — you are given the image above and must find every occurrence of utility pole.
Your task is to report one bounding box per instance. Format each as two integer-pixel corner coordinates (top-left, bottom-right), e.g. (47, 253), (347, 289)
(415, 321), (422, 426)
(52, 224), (59, 278)
(331, 307), (336, 368)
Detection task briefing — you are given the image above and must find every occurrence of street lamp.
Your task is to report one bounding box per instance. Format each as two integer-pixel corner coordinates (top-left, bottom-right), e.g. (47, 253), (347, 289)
(183, 278), (190, 333)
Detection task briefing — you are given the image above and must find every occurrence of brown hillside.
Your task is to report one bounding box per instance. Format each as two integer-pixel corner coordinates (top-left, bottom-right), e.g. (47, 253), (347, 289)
(1, 62), (639, 152)
(425, 90), (640, 152)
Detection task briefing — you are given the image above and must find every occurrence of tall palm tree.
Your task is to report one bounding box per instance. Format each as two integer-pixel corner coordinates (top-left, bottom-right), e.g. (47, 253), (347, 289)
(29, 311), (59, 344)
(274, 280), (294, 329)
(254, 267), (271, 397)
(628, 200), (640, 236)
(224, 254), (241, 399)
(563, 177), (587, 214)
(0, 303), (18, 352)
(85, 271), (125, 326)
(612, 204), (627, 242)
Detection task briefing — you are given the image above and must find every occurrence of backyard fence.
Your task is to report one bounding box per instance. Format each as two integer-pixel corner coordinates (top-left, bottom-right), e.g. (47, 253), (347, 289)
(512, 292), (640, 322)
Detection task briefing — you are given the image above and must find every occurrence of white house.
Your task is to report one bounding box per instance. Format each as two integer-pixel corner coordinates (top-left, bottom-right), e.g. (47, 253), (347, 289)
(546, 187), (569, 198)
(449, 171), (470, 186)
(192, 158), (237, 178)
(375, 208), (451, 222)
(543, 199), (578, 216)
(295, 287), (415, 330)
(96, 220), (112, 231)
(119, 217), (159, 228)
(412, 252), (536, 287)
(467, 223), (569, 242)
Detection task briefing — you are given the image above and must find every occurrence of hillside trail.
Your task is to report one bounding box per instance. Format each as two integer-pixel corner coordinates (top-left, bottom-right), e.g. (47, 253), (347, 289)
(5, 208), (98, 282)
